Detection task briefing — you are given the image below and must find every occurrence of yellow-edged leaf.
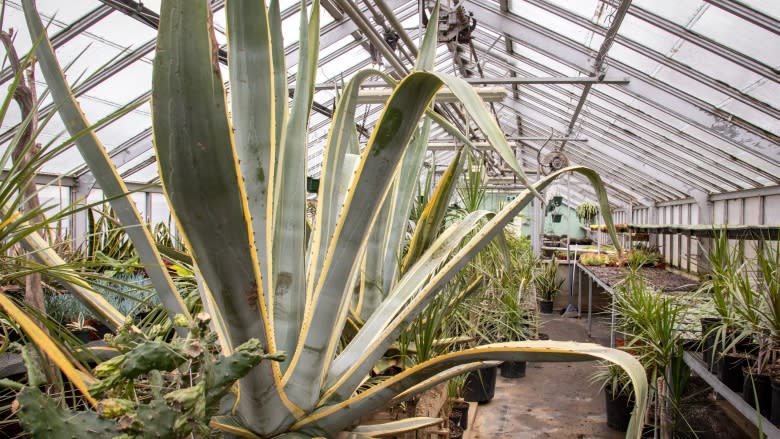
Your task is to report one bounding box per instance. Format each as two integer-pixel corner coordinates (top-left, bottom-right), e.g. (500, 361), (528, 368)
(0, 294), (97, 407)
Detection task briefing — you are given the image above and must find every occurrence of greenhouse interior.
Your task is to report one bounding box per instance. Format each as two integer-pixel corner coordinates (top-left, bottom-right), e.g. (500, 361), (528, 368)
(0, 0), (777, 437)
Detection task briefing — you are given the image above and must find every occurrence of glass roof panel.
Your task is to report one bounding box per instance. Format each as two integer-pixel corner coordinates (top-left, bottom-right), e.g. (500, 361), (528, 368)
(617, 15), (684, 55)
(742, 0), (780, 20)
(632, 0), (707, 26)
(512, 0), (599, 49)
(691, 6), (780, 67)
(85, 10), (157, 46)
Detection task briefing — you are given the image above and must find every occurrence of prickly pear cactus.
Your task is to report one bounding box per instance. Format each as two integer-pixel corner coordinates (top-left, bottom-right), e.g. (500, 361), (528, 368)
(13, 313), (284, 438)
(15, 387), (119, 438)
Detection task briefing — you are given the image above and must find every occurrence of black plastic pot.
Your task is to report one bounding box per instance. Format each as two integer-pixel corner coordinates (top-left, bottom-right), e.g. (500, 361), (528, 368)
(306, 177), (320, 193)
(701, 317), (721, 373)
(71, 329), (93, 344)
(551, 214), (563, 223)
(450, 401), (470, 430)
(500, 361), (526, 378)
(539, 300), (554, 314)
(743, 370), (772, 419)
(770, 378), (780, 426)
(551, 195), (563, 206)
(718, 353), (750, 393)
(604, 389), (633, 432)
(464, 366), (497, 403)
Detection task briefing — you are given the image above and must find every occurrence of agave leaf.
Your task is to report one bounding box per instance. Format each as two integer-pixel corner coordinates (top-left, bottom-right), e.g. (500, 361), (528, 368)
(22, 0), (190, 324)
(154, 0), (265, 359)
(351, 417), (443, 435)
(153, 0), (299, 433)
(323, 210), (491, 402)
(324, 166), (620, 404)
(402, 149), (464, 273)
(0, 294), (98, 407)
(210, 416), (262, 438)
(391, 361), (500, 403)
(308, 69), (390, 299)
(269, 0), (288, 166)
(194, 266), (232, 355)
(414, 2), (440, 72)
(272, 0), (320, 366)
(284, 72), (445, 411)
(379, 117), (432, 295)
(297, 341), (647, 438)
(226, 0), (276, 304)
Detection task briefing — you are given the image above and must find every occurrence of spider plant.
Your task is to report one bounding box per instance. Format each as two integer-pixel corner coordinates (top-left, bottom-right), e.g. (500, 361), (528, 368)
(534, 259), (564, 302)
(8, 0), (648, 436)
(613, 269), (690, 436)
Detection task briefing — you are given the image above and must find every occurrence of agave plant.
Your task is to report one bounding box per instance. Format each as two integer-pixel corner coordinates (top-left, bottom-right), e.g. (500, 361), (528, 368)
(6, 0), (650, 437)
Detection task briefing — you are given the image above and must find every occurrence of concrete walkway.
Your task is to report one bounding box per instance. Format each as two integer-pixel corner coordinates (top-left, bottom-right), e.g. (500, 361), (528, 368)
(468, 313), (624, 439)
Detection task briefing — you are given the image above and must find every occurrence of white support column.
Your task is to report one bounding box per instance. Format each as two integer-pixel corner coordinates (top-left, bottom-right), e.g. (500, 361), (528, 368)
(694, 190), (714, 274)
(531, 200), (543, 256)
(70, 175), (96, 250)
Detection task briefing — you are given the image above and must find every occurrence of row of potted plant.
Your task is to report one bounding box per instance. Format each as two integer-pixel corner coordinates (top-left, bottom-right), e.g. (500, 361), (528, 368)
(698, 232), (780, 424)
(595, 268), (693, 436)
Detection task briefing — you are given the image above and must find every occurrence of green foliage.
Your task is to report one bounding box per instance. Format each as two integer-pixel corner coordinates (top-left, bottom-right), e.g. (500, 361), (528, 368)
(625, 247), (661, 269)
(579, 252), (608, 266)
(590, 363), (633, 399)
(15, 313), (283, 438)
(575, 200), (599, 224)
(613, 269), (691, 434)
(16, 0), (644, 436)
(533, 260), (563, 301)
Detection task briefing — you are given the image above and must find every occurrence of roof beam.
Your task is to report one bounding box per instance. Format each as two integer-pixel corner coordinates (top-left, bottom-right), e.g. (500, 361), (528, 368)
(502, 100), (690, 200)
(0, 4), (114, 84)
(467, 0), (779, 163)
(702, 0), (780, 36)
(470, 33), (779, 184)
(470, 50), (738, 193)
(527, 0), (780, 127)
(559, 0), (631, 149)
(602, 0), (779, 81)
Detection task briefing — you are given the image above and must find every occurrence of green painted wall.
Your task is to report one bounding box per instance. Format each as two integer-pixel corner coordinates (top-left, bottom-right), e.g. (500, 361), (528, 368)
(478, 193), (587, 239)
(544, 202), (587, 239)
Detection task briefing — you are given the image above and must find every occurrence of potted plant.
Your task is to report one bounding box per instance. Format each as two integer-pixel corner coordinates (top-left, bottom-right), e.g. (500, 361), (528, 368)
(575, 200), (599, 224)
(580, 252), (608, 266)
(551, 212), (563, 223)
(8, 2), (651, 437)
(590, 363), (634, 432)
(65, 312), (97, 343)
(613, 270), (692, 437)
(446, 375), (471, 438)
(534, 260), (563, 314)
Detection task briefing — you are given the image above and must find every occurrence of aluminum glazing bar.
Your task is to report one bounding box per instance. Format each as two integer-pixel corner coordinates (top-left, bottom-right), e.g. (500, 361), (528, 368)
(601, 0), (778, 81)
(468, 0), (779, 162)
(702, 0), (780, 36)
(470, 32), (778, 183)
(0, 4), (114, 84)
(560, 0), (632, 149)
(528, 0), (780, 124)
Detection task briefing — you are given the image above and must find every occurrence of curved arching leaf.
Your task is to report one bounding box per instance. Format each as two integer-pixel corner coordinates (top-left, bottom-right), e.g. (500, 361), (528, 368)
(323, 166), (620, 404)
(0, 294), (98, 407)
(297, 341), (647, 438)
(284, 71), (444, 411)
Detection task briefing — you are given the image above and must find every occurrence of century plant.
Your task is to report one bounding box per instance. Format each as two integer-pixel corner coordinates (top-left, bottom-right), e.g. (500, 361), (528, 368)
(6, 0), (650, 437)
